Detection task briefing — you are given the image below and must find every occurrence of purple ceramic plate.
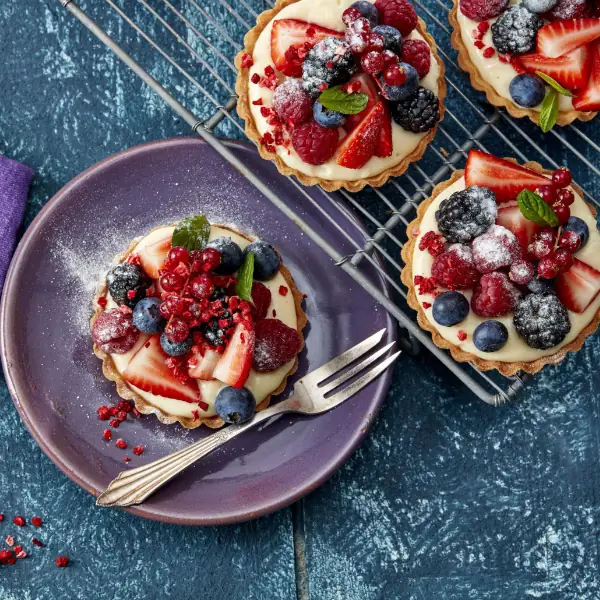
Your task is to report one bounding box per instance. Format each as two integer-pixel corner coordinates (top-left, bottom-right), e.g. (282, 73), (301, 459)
(1, 138), (396, 525)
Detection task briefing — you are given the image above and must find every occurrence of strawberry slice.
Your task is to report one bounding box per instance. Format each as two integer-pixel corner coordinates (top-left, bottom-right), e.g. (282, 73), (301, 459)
(537, 18), (600, 59)
(213, 323), (255, 388)
(271, 19), (344, 77)
(344, 73), (379, 132)
(375, 102), (393, 158)
(123, 335), (201, 403)
(496, 205), (541, 251)
(555, 257), (600, 313)
(188, 349), (220, 380)
(574, 41), (600, 111)
(337, 101), (385, 169)
(465, 150), (550, 205)
(517, 45), (592, 91)
(137, 233), (172, 279)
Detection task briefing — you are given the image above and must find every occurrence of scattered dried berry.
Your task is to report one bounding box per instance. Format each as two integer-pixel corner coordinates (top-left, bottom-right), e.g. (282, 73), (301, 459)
(115, 439), (128, 450)
(31, 517), (42, 528)
(32, 538), (43, 547)
(12, 516), (25, 527)
(133, 445), (145, 456)
(56, 556), (69, 568)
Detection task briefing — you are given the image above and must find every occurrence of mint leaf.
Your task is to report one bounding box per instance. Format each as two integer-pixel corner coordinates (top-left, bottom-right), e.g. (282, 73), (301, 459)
(318, 86), (368, 115)
(235, 251), (254, 301)
(535, 71), (574, 97)
(539, 89), (559, 133)
(517, 189), (559, 227)
(171, 215), (211, 251)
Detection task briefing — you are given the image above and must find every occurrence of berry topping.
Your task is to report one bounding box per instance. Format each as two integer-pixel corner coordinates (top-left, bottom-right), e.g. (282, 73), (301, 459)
(528, 235), (554, 260)
(473, 320), (509, 352)
(345, 16), (372, 54)
(383, 63), (407, 86)
(348, 1), (380, 27)
(165, 246), (190, 269)
(553, 248), (574, 273)
(513, 293), (571, 349)
(205, 237), (243, 274)
(558, 230), (582, 253)
(544, 0), (589, 21)
(536, 18), (600, 59)
(378, 62), (418, 100)
(215, 386), (257, 424)
(361, 50), (386, 75)
(509, 73), (545, 107)
(313, 101), (347, 128)
(372, 25), (403, 54)
(213, 322), (255, 388)
(337, 101), (385, 169)
(435, 185), (498, 244)
(522, 0), (557, 13)
(555, 257), (600, 313)
(431, 291), (470, 326)
(343, 73), (379, 131)
(496, 205), (541, 251)
(253, 318), (302, 372)
(418, 230), (446, 256)
(292, 121), (340, 165)
(160, 271), (185, 293)
(365, 33), (385, 52)
(92, 308), (140, 355)
(244, 241), (281, 280)
(537, 257), (561, 279)
(343, 7), (363, 25)
(188, 348), (219, 380)
(400, 39), (431, 79)
(251, 281), (272, 320)
(132, 297), (166, 334)
(471, 272), (521, 317)
(272, 80), (313, 128)
(460, 0), (508, 21)
(160, 332), (193, 356)
(527, 276), (555, 295)
(390, 86), (440, 133)
(562, 216), (590, 248)
(535, 184), (557, 204)
(302, 37), (356, 97)
(431, 244), (480, 290)
(573, 40), (600, 111)
(556, 189), (575, 206)
(107, 263), (151, 308)
(510, 260), (535, 285)
(471, 225), (522, 274)
(189, 274), (214, 300)
(553, 203), (571, 225)
(491, 6), (542, 56)
(374, 0), (417, 36)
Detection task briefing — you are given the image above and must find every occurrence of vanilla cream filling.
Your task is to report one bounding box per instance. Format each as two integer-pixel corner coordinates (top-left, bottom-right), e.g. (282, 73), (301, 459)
(456, 0), (575, 112)
(248, 0), (441, 181)
(412, 178), (600, 362)
(105, 226), (298, 419)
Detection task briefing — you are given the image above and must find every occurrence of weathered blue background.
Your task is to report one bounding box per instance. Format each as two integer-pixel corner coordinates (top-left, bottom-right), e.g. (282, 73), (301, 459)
(1, 0), (600, 598)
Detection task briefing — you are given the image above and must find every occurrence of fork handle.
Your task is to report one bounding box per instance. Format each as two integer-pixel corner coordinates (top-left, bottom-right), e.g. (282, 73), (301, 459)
(96, 399), (295, 507)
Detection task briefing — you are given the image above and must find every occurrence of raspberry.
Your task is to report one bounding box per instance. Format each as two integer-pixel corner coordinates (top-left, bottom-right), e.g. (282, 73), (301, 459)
(251, 282), (272, 320)
(460, 0), (508, 21)
(292, 121), (339, 165)
(471, 225), (521, 274)
(431, 244), (479, 290)
(92, 308), (139, 355)
(418, 231), (446, 257)
(414, 275), (437, 295)
(471, 272), (521, 317)
(361, 51), (385, 75)
(400, 40), (431, 79)
(253, 319), (302, 372)
(272, 79), (313, 127)
(374, 0), (417, 36)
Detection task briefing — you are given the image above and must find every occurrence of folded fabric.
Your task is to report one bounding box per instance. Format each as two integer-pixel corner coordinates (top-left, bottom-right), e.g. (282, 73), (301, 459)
(0, 155), (33, 292)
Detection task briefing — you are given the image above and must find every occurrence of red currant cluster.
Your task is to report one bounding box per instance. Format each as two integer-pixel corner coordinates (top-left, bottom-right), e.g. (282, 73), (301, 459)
(535, 167), (574, 226)
(342, 8), (406, 85)
(528, 227), (581, 280)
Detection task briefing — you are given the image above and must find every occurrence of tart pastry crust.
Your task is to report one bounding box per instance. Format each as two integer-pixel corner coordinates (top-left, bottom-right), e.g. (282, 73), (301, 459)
(401, 160), (600, 376)
(235, 0), (447, 192)
(448, 0), (597, 127)
(91, 224), (307, 429)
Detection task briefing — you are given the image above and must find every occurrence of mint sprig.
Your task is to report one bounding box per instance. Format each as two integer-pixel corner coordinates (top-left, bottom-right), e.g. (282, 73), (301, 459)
(172, 215), (211, 251)
(235, 251), (254, 301)
(318, 86), (368, 115)
(535, 71), (574, 98)
(517, 189), (559, 227)
(539, 89), (559, 133)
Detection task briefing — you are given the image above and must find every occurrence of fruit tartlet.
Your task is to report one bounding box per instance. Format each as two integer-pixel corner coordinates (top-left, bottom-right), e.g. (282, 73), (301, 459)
(91, 216), (307, 429)
(450, 0), (600, 130)
(401, 150), (600, 375)
(235, 0), (446, 192)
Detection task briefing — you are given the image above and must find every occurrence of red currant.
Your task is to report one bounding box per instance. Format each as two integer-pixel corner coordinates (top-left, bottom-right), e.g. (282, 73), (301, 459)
(509, 260), (535, 285)
(159, 302), (171, 319)
(160, 271), (184, 292)
(365, 33), (385, 52)
(382, 49), (399, 66)
(164, 294), (186, 316)
(535, 184), (556, 204)
(361, 51), (385, 75)
(528, 238), (553, 260)
(556, 188), (574, 206)
(558, 230), (581, 253)
(537, 257), (560, 279)
(164, 318), (190, 343)
(552, 167), (572, 188)
(167, 246), (190, 266)
(553, 202), (571, 225)
(535, 227), (556, 243)
(200, 248), (221, 272)
(383, 64), (406, 86)
(190, 274), (214, 300)
(553, 248), (573, 272)
(342, 7), (362, 25)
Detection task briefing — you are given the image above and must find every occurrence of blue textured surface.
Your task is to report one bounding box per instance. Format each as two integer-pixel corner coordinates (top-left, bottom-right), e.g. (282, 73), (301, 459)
(1, 0), (600, 598)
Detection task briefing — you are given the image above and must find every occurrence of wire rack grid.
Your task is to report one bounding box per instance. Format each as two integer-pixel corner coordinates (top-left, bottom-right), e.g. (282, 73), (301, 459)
(56, 0), (600, 405)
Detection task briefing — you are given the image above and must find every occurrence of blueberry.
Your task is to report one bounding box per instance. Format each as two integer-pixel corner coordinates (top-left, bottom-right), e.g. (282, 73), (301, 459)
(527, 276), (555, 295)
(432, 291), (470, 326)
(215, 386), (256, 424)
(509, 74), (545, 108)
(473, 320), (509, 352)
(206, 237), (243, 274)
(160, 333), (193, 356)
(313, 101), (346, 128)
(349, 0), (379, 26)
(563, 216), (590, 249)
(372, 25), (402, 54)
(244, 240), (280, 280)
(132, 297), (165, 334)
(378, 63), (418, 102)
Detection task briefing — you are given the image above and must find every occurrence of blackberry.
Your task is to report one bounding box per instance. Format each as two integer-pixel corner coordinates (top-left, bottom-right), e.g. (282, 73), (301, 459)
(200, 319), (229, 347)
(491, 6), (542, 55)
(302, 37), (356, 97)
(390, 87), (440, 133)
(513, 293), (571, 350)
(435, 186), (498, 244)
(210, 286), (229, 303)
(107, 264), (151, 308)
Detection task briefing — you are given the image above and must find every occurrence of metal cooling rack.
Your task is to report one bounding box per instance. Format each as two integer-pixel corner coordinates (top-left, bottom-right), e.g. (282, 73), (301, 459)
(57, 0), (600, 405)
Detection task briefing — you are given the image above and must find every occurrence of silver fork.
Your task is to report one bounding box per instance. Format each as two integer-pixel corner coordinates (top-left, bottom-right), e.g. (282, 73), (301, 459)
(97, 329), (400, 507)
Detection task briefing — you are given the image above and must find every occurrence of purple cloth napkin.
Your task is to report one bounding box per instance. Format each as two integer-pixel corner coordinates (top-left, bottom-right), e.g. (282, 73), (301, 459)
(0, 155), (33, 291)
